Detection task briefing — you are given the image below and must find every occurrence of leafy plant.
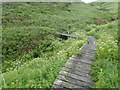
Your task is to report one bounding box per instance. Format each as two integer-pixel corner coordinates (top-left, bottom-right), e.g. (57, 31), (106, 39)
(75, 50), (82, 56)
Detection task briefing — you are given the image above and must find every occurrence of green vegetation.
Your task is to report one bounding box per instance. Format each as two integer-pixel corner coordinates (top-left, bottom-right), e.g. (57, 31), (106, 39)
(90, 21), (118, 88)
(88, 3), (118, 88)
(2, 32), (87, 88)
(1, 2), (118, 88)
(75, 50), (82, 56)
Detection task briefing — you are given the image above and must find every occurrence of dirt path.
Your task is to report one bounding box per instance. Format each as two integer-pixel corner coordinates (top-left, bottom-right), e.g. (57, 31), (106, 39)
(51, 36), (97, 89)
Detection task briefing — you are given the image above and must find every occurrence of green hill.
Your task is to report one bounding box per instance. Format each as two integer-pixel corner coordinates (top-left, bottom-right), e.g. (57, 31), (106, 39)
(1, 2), (118, 88)
(91, 2), (118, 19)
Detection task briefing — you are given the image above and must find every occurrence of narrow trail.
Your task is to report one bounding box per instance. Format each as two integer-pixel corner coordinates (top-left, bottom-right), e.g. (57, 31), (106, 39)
(51, 36), (97, 89)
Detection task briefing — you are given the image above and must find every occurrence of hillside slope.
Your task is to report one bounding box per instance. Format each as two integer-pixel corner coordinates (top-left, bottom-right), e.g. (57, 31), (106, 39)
(90, 2), (118, 20)
(1, 2), (118, 88)
(2, 2), (115, 72)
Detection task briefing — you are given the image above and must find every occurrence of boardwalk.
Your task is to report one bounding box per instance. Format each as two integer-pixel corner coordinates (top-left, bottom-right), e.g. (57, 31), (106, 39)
(51, 36), (97, 89)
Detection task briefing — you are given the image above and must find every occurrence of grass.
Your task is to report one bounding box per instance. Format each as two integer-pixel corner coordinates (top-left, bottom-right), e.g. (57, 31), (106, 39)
(2, 31), (87, 88)
(89, 21), (119, 88)
(75, 50), (82, 56)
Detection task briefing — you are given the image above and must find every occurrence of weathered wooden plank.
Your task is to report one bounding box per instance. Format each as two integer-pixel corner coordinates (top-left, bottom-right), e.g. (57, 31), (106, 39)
(72, 54), (95, 61)
(82, 54), (95, 60)
(71, 53), (95, 60)
(81, 51), (95, 54)
(57, 75), (92, 88)
(62, 67), (91, 78)
(60, 34), (76, 39)
(65, 61), (92, 71)
(59, 70), (92, 84)
(64, 65), (91, 75)
(61, 34), (76, 38)
(51, 84), (64, 88)
(53, 79), (83, 88)
(80, 44), (96, 52)
(68, 58), (92, 66)
(67, 58), (92, 67)
(69, 57), (93, 65)
(81, 56), (94, 61)
(82, 53), (95, 56)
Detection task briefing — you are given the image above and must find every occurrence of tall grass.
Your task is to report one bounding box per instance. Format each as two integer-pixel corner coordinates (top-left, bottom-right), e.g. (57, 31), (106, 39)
(1, 31), (87, 88)
(90, 21), (118, 88)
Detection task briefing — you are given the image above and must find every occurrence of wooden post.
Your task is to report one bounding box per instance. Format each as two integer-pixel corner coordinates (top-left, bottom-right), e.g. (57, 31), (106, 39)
(68, 26), (71, 34)
(68, 29), (70, 34)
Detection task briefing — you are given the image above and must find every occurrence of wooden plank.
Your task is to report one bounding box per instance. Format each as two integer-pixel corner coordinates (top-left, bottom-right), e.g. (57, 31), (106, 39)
(59, 70), (92, 84)
(62, 67), (91, 78)
(57, 75), (92, 88)
(68, 59), (89, 66)
(60, 34), (76, 39)
(51, 84), (64, 88)
(65, 61), (92, 71)
(69, 57), (93, 65)
(61, 34), (76, 37)
(53, 79), (83, 88)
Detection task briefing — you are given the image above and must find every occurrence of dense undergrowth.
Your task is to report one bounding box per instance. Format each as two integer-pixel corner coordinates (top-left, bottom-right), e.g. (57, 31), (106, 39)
(88, 21), (118, 88)
(2, 31), (87, 88)
(2, 2), (115, 73)
(87, 2), (118, 88)
(1, 2), (119, 88)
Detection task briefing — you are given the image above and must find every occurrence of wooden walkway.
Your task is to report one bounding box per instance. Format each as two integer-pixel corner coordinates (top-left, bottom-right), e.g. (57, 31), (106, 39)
(51, 36), (97, 89)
